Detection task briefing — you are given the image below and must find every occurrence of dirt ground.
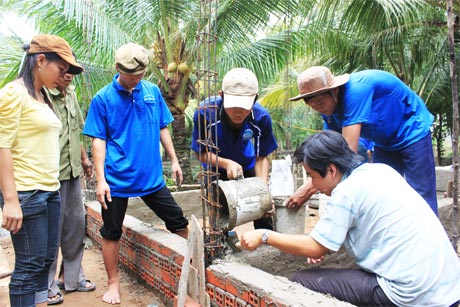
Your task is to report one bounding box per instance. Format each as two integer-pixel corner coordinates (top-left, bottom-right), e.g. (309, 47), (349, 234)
(0, 203), (320, 307)
(1, 190), (456, 306)
(0, 234), (166, 307)
(0, 205), (317, 307)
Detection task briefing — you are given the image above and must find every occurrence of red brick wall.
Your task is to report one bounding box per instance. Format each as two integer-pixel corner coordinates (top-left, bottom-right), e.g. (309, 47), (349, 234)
(85, 201), (353, 307)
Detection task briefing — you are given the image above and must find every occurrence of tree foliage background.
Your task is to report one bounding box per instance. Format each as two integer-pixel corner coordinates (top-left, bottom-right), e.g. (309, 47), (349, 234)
(0, 0), (458, 182)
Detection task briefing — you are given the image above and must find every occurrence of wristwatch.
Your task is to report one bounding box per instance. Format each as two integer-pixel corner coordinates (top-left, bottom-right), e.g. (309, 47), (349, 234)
(261, 229), (270, 244)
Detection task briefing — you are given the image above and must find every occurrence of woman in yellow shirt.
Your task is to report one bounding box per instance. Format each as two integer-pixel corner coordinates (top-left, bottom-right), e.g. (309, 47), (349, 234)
(0, 34), (82, 307)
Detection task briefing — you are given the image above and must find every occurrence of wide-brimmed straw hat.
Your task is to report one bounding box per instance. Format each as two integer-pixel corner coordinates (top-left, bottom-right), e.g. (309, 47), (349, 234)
(28, 34), (83, 75)
(289, 66), (349, 101)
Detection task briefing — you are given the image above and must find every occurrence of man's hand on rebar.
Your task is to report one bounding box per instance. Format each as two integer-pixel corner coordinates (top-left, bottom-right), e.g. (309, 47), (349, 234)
(237, 229), (265, 251)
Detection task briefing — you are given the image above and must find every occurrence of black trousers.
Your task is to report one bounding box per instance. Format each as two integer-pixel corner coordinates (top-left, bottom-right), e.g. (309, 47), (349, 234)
(290, 268), (396, 307)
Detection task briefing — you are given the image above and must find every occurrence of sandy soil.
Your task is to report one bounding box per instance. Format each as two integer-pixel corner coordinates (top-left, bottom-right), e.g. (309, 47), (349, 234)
(0, 200), (319, 307)
(0, 235), (166, 307)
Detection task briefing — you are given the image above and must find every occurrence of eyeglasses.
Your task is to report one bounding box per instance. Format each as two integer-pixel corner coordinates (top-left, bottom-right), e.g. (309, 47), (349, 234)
(302, 91), (333, 107)
(303, 94), (325, 106)
(302, 96), (317, 105)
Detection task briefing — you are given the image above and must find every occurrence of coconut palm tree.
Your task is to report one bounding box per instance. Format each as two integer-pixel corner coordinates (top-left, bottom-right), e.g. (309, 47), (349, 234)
(2, 0), (452, 177)
(1, 0), (314, 183)
(314, 0), (456, 162)
(260, 0), (455, 157)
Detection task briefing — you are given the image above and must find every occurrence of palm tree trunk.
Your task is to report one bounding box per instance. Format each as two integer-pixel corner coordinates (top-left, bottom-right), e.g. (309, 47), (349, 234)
(447, 0), (458, 251)
(172, 114), (194, 184)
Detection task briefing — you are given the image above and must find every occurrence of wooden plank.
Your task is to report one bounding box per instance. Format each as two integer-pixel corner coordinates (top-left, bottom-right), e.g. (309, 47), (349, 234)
(189, 216), (209, 307)
(176, 219), (195, 307)
(177, 215), (210, 307)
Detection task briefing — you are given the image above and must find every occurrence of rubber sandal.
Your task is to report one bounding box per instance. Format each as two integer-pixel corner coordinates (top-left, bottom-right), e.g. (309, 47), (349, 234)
(56, 280), (64, 290)
(77, 279), (96, 292)
(47, 292), (64, 305)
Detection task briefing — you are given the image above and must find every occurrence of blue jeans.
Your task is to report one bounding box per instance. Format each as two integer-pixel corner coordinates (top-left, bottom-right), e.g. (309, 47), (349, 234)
(0, 190), (60, 307)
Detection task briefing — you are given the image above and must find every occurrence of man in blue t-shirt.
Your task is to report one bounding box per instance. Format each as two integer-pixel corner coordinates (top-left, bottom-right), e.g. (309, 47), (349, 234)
(287, 66), (437, 215)
(191, 68), (278, 230)
(83, 43), (188, 305)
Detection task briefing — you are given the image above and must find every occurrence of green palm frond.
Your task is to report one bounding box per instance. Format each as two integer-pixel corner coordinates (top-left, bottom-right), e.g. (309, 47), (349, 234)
(216, 0), (312, 46)
(0, 0), (456, 156)
(0, 34), (23, 87)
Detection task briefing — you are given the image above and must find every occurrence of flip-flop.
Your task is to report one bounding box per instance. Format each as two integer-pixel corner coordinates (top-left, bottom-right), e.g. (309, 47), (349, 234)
(77, 279), (96, 292)
(47, 292), (64, 305)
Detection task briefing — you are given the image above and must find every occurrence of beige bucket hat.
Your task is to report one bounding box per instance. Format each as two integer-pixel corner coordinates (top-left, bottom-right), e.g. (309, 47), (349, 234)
(115, 43), (149, 75)
(289, 66), (349, 101)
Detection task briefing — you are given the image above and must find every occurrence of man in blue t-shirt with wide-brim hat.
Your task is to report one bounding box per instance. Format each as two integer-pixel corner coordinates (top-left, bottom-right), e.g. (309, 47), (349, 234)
(286, 66), (437, 216)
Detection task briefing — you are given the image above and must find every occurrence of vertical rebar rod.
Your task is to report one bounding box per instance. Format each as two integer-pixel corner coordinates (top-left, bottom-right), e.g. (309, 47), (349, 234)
(196, 0), (224, 266)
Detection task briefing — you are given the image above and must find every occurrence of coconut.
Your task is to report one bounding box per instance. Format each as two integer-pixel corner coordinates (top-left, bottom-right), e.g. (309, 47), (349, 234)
(167, 62), (178, 73)
(178, 62), (189, 74)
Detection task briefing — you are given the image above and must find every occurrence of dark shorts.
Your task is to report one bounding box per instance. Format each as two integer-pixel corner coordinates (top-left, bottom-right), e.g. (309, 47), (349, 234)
(100, 186), (189, 241)
(290, 268), (397, 307)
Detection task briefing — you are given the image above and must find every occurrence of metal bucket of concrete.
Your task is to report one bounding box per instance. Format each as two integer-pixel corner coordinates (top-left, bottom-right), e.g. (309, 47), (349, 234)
(210, 177), (272, 230)
(273, 196), (306, 234)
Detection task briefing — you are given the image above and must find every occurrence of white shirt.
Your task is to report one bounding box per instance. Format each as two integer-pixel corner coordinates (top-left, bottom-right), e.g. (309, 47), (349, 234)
(311, 163), (460, 307)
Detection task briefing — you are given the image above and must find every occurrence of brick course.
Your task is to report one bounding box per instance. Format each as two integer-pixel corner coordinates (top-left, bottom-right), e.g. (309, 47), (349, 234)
(85, 201), (354, 307)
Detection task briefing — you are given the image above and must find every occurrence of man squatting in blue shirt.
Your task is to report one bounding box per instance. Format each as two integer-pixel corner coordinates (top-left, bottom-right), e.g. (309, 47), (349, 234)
(191, 68), (278, 230)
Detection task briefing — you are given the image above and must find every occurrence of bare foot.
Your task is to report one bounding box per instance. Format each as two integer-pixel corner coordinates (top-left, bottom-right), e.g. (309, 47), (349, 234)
(175, 228), (189, 239)
(102, 283), (121, 305)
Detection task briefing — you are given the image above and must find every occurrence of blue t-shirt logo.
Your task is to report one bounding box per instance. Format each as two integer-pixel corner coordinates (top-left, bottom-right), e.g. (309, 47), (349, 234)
(242, 129), (253, 140)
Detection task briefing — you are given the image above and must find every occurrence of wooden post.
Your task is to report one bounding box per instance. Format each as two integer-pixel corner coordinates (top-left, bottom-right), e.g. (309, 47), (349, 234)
(176, 215), (210, 307)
